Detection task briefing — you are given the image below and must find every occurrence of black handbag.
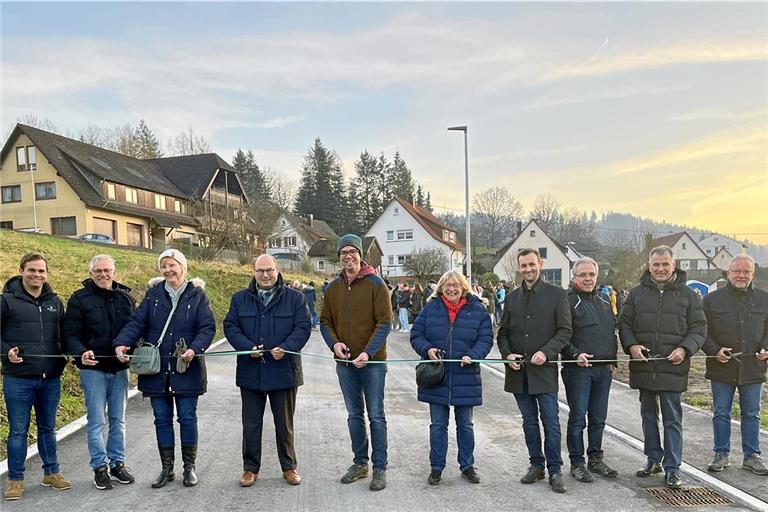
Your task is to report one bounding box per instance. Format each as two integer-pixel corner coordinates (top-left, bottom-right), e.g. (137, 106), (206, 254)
(416, 356), (445, 388)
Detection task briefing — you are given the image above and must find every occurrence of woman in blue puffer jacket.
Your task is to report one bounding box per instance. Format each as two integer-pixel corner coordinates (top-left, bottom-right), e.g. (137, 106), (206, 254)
(114, 249), (215, 489)
(410, 270), (493, 486)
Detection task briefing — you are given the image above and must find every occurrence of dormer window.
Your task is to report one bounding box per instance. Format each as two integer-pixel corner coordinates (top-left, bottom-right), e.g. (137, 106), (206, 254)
(106, 183), (116, 200)
(394, 207), (399, 215)
(449, 232), (456, 242)
(682, 242), (687, 250)
(16, 146), (36, 172)
(125, 188), (138, 203)
(530, 230), (536, 237)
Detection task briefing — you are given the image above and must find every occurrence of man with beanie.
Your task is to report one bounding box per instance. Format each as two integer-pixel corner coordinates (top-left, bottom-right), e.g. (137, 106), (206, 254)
(321, 234), (393, 491)
(63, 254), (136, 490)
(2, 252), (70, 501)
(224, 254), (311, 488)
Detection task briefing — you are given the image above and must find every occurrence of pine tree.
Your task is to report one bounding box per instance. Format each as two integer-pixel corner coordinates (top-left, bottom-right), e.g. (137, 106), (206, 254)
(347, 151), (381, 234)
(134, 120), (163, 159)
(390, 151), (415, 201)
(294, 138), (347, 232)
(415, 184), (425, 207)
(425, 191), (432, 212)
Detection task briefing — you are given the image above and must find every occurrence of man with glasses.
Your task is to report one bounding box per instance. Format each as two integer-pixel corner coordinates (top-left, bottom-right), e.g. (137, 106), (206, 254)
(320, 234), (393, 491)
(561, 257), (619, 484)
(63, 254), (136, 490)
(224, 254), (311, 488)
(620, 245), (706, 489)
(702, 254), (768, 475)
(497, 248), (572, 493)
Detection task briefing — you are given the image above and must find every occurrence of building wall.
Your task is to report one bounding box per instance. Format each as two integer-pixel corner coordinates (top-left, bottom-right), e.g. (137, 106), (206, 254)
(366, 201), (463, 278)
(267, 214), (311, 260)
(493, 221), (571, 288)
(669, 236), (712, 270)
(1, 133), (88, 234)
(699, 234), (745, 258)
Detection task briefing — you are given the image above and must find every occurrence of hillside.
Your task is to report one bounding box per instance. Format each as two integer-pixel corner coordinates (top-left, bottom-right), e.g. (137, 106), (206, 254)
(0, 229), (323, 459)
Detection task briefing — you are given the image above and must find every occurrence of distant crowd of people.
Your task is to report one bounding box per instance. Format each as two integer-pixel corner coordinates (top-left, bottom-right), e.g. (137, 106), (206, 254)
(1, 235), (766, 502)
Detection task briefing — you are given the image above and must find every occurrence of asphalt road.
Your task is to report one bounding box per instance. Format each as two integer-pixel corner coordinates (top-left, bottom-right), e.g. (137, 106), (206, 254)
(2, 330), (766, 511)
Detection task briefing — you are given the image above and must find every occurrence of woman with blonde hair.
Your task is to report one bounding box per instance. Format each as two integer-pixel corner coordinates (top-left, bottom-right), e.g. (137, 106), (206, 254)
(410, 270), (494, 485)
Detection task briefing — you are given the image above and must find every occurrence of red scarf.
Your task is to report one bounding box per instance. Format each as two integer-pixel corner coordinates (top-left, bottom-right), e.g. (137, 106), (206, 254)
(441, 295), (468, 324)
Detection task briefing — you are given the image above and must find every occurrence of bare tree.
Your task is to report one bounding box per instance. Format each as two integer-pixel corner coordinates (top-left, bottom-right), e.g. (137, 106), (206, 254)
(168, 127), (210, 156)
(472, 186), (524, 249)
(496, 251), (518, 284)
(530, 193), (561, 233)
(269, 171), (297, 212)
(403, 247), (449, 284)
(247, 200), (281, 256)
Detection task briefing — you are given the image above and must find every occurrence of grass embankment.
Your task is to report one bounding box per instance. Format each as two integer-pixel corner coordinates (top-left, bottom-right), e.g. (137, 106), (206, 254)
(0, 230), (323, 460)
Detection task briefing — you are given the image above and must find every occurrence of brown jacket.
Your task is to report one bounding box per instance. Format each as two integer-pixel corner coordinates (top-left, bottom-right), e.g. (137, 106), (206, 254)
(320, 263), (392, 361)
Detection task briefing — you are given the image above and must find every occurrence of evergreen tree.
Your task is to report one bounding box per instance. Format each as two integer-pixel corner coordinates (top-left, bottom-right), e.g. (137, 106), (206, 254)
(134, 119), (163, 159)
(233, 149), (271, 202)
(390, 151), (415, 201)
(425, 191), (432, 212)
(294, 138), (347, 232)
(415, 184), (425, 207)
(347, 151), (381, 234)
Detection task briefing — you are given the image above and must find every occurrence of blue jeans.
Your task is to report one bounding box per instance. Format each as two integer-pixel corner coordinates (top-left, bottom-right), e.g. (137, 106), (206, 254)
(80, 369), (129, 470)
(711, 380), (763, 457)
(429, 403), (475, 471)
(513, 377), (563, 474)
(149, 395), (199, 448)
(639, 389), (683, 472)
(562, 365), (612, 465)
(336, 363), (388, 470)
(310, 310), (318, 329)
(3, 376), (61, 480)
(398, 308), (410, 331)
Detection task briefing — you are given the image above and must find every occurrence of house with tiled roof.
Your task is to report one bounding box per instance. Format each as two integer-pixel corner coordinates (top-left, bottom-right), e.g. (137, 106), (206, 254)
(0, 124), (249, 250)
(698, 232), (748, 260)
(307, 236), (383, 274)
(650, 231), (715, 271)
(365, 197), (465, 279)
(266, 213), (338, 268)
(492, 219), (583, 288)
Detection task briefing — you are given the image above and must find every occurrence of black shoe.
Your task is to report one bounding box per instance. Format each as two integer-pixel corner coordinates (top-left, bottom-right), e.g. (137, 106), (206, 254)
(707, 453), (731, 472)
(569, 464), (595, 483)
(427, 470), (442, 485)
(94, 466), (113, 490)
(151, 447), (175, 489)
(588, 458), (619, 478)
(665, 471), (683, 489)
(461, 467), (480, 484)
(182, 445), (198, 487)
(110, 462), (135, 484)
(520, 465), (546, 484)
(549, 473), (567, 493)
(636, 460), (662, 477)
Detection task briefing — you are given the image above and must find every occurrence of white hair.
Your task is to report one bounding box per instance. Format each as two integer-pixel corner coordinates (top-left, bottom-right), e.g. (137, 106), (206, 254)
(729, 253), (755, 268)
(89, 254), (115, 271)
(573, 257), (599, 275)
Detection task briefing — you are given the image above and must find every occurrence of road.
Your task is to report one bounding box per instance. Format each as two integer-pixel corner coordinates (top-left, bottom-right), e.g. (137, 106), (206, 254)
(2, 330), (766, 511)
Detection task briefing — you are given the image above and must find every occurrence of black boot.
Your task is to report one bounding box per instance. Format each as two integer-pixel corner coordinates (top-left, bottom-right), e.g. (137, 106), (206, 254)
(182, 445), (198, 487)
(151, 447), (175, 488)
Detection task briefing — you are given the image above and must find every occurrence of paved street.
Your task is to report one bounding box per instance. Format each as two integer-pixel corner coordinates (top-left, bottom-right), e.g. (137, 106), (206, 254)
(2, 330), (767, 511)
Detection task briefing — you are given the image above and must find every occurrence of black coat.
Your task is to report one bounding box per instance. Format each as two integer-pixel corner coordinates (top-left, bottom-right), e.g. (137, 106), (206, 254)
(619, 269), (707, 392)
(63, 279), (135, 373)
(562, 287), (618, 365)
(702, 282), (768, 385)
(0, 276), (66, 379)
(224, 276), (311, 391)
(497, 279), (572, 394)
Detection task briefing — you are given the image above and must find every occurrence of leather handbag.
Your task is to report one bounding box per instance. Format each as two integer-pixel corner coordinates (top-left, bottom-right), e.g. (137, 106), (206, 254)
(130, 341), (161, 375)
(416, 357), (445, 388)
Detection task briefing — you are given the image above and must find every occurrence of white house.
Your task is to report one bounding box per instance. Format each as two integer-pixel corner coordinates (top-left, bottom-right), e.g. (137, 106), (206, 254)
(698, 232), (748, 258)
(651, 232), (714, 271)
(712, 247), (734, 270)
(492, 219), (582, 289)
(365, 197), (464, 279)
(267, 213), (337, 268)
(307, 236), (383, 275)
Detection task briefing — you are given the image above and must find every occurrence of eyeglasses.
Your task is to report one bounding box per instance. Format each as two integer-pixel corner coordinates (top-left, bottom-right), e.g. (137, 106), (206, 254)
(254, 268), (277, 275)
(339, 249), (358, 257)
(574, 272), (597, 278)
(91, 269), (115, 275)
(728, 270), (753, 276)
(443, 283), (462, 289)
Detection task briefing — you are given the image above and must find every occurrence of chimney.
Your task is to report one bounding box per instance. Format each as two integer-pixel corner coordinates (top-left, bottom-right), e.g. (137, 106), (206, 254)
(308, 214), (314, 227)
(516, 221), (522, 236)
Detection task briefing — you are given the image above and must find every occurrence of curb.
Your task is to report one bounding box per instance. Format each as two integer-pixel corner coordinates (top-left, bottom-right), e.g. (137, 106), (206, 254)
(0, 337), (229, 478)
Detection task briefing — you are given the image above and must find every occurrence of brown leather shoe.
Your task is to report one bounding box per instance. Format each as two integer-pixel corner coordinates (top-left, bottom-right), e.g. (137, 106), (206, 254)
(283, 469), (302, 485)
(240, 471), (258, 487)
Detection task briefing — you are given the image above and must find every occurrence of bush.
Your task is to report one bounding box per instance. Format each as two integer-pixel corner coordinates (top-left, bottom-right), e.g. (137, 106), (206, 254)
(479, 272), (500, 286)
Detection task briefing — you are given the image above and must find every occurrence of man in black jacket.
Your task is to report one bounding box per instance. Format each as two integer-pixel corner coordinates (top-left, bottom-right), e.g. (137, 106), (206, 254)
(498, 248), (572, 493)
(561, 257), (619, 484)
(702, 254), (768, 475)
(2, 253), (70, 501)
(63, 254), (136, 490)
(620, 245), (707, 489)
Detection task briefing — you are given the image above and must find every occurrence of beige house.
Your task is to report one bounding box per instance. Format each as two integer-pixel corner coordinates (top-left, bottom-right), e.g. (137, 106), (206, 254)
(1, 124), (248, 251)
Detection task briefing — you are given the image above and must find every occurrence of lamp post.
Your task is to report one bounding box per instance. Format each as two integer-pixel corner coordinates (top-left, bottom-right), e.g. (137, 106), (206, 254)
(447, 125), (471, 283)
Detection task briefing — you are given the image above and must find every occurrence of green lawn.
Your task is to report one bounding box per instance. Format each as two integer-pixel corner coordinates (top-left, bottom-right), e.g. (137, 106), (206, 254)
(0, 229), (324, 460)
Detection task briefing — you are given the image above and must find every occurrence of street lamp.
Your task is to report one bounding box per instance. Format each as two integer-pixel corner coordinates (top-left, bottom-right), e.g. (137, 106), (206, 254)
(447, 125), (471, 283)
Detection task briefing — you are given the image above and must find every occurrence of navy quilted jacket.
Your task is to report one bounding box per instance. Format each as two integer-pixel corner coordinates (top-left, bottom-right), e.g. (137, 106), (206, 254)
(410, 294), (494, 406)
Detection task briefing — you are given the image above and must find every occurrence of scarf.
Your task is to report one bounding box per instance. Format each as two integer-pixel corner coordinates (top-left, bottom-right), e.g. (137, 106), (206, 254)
(257, 287), (276, 307)
(441, 295), (468, 324)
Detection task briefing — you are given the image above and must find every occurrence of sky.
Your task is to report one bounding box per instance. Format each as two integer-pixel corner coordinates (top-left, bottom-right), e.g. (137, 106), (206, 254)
(2, 2), (767, 243)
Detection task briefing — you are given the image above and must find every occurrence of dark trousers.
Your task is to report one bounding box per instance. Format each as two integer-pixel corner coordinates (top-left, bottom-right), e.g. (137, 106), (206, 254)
(562, 365), (612, 465)
(513, 375), (563, 475)
(639, 389), (683, 472)
(241, 387), (298, 473)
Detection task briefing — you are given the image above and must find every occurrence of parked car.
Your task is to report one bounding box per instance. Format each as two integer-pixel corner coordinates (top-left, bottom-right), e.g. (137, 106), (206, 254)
(69, 233), (116, 244)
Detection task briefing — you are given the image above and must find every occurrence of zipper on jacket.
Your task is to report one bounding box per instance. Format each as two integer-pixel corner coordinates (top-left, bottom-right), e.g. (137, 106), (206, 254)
(447, 324), (454, 404)
(347, 284), (353, 360)
(653, 291), (664, 382)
